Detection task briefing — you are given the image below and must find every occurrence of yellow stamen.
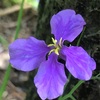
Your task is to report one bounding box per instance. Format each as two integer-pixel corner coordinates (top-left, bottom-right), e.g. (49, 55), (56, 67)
(48, 37), (63, 55)
(48, 44), (54, 47)
(48, 49), (55, 55)
(52, 38), (57, 44)
(55, 47), (59, 55)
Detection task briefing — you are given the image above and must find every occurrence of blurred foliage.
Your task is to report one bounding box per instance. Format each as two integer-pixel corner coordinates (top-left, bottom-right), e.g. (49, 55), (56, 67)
(1, 0), (39, 9)
(0, 35), (8, 48)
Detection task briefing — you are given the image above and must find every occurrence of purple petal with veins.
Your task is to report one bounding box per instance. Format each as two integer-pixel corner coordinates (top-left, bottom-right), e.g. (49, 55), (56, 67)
(34, 53), (67, 99)
(9, 37), (50, 71)
(61, 46), (96, 80)
(50, 9), (86, 42)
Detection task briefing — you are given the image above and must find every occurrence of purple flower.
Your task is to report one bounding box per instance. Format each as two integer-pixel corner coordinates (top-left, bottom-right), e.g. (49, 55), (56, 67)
(9, 9), (96, 100)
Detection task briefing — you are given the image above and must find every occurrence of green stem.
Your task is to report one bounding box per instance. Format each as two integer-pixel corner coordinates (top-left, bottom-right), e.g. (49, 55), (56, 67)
(64, 73), (71, 90)
(92, 73), (100, 80)
(0, 0), (25, 99)
(14, 0), (25, 40)
(0, 36), (8, 47)
(77, 27), (86, 46)
(61, 80), (84, 100)
(0, 64), (11, 99)
(70, 95), (76, 100)
(58, 73), (71, 100)
(68, 73), (71, 81)
(60, 73), (100, 100)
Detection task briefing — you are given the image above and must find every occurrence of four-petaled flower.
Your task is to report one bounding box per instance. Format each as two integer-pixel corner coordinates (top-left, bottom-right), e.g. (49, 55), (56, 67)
(9, 9), (96, 100)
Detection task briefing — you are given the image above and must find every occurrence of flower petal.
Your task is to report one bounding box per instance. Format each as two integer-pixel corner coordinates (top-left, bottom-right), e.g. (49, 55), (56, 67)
(50, 9), (86, 42)
(34, 53), (67, 100)
(9, 37), (50, 71)
(61, 46), (96, 80)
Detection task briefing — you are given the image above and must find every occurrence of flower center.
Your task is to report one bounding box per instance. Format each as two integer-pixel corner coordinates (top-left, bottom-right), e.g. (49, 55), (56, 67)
(48, 37), (63, 55)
